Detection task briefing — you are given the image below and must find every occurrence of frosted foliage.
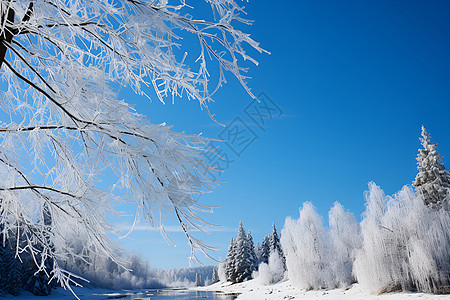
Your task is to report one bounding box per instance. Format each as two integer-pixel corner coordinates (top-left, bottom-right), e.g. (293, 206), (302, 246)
(353, 182), (450, 294)
(329, 202), (360, 287)
(281, 202), (332, 290)
(218, 262), (227, 283)
(0, 0), (265, 291)
(281, 202), (359, 290)
(257, 251), (285, 285)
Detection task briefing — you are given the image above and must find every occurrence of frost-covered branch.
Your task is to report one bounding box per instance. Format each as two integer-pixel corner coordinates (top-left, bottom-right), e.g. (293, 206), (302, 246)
(0, 0), (264, 290)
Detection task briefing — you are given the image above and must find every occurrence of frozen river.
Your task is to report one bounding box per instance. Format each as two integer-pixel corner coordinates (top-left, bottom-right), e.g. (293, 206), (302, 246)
(1, 287), (239, 300)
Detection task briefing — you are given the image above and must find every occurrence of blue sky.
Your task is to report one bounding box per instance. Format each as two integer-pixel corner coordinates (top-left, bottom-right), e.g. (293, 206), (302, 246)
(118, 0), (450, 269)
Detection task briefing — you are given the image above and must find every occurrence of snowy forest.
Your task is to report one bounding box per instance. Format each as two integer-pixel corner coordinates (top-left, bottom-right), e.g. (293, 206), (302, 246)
(218, 126), (449, 294)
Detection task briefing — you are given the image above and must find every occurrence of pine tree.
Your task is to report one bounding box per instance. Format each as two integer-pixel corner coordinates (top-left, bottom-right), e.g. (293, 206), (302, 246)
(6, 253), (23, 296)
(268, 223), (286, 269)
(225, 238), (237, 283)
(25, 256), (54, 296)
(233, 222), (256, 283)
(260, 235), (271, 264)
(254, 242), (262, 262)
(210, 267), (219, 284)
(195, 273), (203, 287)
(413, 126), (450, 208)
(246, 231), (258, 272)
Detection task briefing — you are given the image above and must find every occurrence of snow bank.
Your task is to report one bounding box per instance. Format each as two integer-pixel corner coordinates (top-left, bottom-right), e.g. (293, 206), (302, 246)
(198, 279), (449, 300)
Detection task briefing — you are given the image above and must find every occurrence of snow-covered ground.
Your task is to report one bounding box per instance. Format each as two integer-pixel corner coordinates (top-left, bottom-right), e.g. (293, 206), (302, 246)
(196, 280), (450, 300)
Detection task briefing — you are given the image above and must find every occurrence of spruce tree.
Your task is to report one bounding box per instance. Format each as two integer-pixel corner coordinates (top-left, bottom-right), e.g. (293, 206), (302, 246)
(246, 231), (258, 272)
(211, 267), (219, 284)
(6, 253), (23, 296)
(233, 222), (255, 283)
(225, 238), (237, 282)
(268, 223), (286, 269)
(260, 234), (270, 264)
(254, 242), (262, 263)
(413, 126), (450, 208)
(195, 273), (203, 286)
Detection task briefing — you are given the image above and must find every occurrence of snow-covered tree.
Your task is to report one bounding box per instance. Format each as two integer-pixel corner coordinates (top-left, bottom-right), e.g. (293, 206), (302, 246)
(210, 267), (219, 284)
(281, 202), (331, 290)
(254, 241), (262, 262)
(328, 202), (360, 287)
(353, 182), (450, 294)
(233, 222), (256, 283)
(195, 273), (203, 287)
(6, 251), (23, 296)
(246, 230), (258, 272)
(0, 0), (265, 290)
(256, 224), (286, 286)
(223, 222), (257, 283)
(259, 235), (271, 264)
(225, 237), (237, 283)
(413, 126), (450, 208)
(257, 250), (285, 285)
(258, 223), (285, 270)
(281, 202), (359, 290)
(268, 223), (285, 268)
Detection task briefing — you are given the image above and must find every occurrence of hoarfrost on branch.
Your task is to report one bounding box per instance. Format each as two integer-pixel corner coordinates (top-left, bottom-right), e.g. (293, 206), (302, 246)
(0, 0), (265, 290)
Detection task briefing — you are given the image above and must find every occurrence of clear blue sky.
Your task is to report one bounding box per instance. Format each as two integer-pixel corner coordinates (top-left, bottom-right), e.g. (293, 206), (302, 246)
(117, 0), (450, 269)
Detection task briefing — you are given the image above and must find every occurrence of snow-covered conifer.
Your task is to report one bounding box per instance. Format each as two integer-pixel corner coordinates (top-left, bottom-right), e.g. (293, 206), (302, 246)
(195, 273), (203, 287)
(268, 223), (285, 269)
(255, 242), (262, 263)
(260, 235), (271, 264)
(6, 253), (23, 296)
(210, 267), (219, 284)
(233, 222), (256, 283)
(246, 230), (258, 271)
(225, 238), (237, 283)
(413, 126), (450, 208)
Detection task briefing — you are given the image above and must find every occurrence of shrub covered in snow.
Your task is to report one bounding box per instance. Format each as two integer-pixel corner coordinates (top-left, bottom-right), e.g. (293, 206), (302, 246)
(218, 262), (227, 282)
(257, 251), (286, 285)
